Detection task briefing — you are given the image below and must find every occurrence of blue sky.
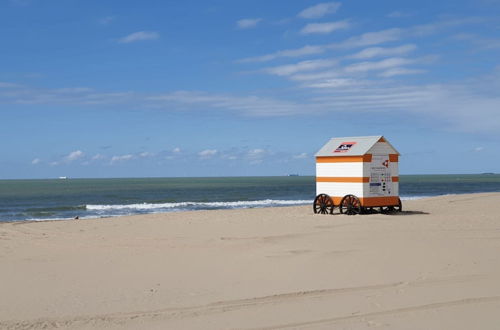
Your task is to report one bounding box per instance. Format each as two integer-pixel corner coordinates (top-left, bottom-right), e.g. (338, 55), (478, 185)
(1, 0), (500, 179)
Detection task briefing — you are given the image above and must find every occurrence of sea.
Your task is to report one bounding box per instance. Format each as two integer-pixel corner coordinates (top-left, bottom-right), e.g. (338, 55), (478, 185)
(1, 174), (499, 222)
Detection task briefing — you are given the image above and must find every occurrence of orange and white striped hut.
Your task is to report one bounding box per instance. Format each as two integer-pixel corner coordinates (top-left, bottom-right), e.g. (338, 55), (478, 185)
(313, 136), (401, 215)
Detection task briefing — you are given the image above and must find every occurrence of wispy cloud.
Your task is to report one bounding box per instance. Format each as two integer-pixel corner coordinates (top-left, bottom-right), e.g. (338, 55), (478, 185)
(247, 148), (266, 159)
(349, 44), (417, 59)
(238, 45), (326, 63)
(238, 28), (404, 63)
(139, 152), (154, 158)
(386, 11), (414, 18)
(301, 78), (361, 89)
(238, 17), (482, 63)
(344, 57), (416, 73)
(245, 148), (272, 164)
(334, 28), (403, 49)
(289, 70), (341, 82)
(453, 33), (500, 50)
(379, 67), (425, 77)
(408, 17), (484, 37)
(300, 20), (350, 35)
(293, 152), (308, 159)
(264, 58), (338, 76)
(298, 2), (341, 19)
(4, 67), (500, 133)
(148, 91), (305, 116)
(110, 154), (134, 164)
(64, 150), (85, 163)
(237, 18), (262, 29)
(198, 149), (218, 159)
(0, 85), (136, 105)
(31, 158), (40, 165)
(118, 31), (159, 44)
(47, 150), (85, 166)
(0, 82), (22, 88)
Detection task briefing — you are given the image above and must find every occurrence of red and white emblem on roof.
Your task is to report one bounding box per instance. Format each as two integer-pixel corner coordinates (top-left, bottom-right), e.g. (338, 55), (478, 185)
(333, 142), (356, 153)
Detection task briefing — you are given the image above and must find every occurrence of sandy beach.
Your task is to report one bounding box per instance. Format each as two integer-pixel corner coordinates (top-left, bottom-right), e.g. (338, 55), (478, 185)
(1, 192), (500, 329)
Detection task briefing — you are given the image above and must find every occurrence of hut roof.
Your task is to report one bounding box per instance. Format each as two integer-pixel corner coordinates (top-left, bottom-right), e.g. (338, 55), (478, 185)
(315, 135), (399, 157)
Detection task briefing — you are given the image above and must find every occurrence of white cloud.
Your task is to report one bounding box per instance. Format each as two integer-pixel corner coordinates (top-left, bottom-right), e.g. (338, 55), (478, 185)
(91, 154), (105, 160)
(149, 91), (305, 116)
(0, 82), (22, 88)
(474, 146), (484, 152)
(379, 67), (425, 77)
(452, 33), (500, 50)
(55, 87), (92, 93)
(31, 158), (40, 165)
(386, 11), (413, 18)
(300, 20), (350, 35)
(237, 17), (482, 63)
(349, 44), (417, 59)
(409, 17), (484, 37)
(4, 66), (500, 134)
(64, 150), (84, 162)
(237, 18), (262, 29)
(139, 152), (154, 157)
(198, 149), (218, 159)
(293, 153), (308, 159)
(264, 58), (338, 76)
(238, 28), (404, 63)
(344, 57), (415, 73)
(302, 78), (360, 89)
(289, 70), (340, 82)
(298, 2), (341, 19)
(110, 154), (134, 164)
(238, 45), (326, 63)
(118, 31), (159, 44)
(335, 28), (403, 49)
(247, 148), (266, 159)
(172, 147), (181, 153)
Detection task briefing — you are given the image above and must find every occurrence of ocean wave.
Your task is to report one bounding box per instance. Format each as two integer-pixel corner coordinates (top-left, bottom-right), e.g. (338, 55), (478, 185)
(27, 205), (86, 212)
(400, 195), (432, 200)
(86, 199), (312, 211)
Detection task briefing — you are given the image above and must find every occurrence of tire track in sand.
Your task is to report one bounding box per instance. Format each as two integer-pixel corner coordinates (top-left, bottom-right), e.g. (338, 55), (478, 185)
(0, 274), (492, 330)
(250, 295), (500, 330)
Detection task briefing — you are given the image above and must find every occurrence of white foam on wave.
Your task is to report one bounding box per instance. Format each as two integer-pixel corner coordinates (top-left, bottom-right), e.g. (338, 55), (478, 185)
(86, 199), (312, 211)
(400, 195), (432, 201)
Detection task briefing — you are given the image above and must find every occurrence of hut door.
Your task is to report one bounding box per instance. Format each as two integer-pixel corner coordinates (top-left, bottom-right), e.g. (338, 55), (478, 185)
(369, 155), (392, 196)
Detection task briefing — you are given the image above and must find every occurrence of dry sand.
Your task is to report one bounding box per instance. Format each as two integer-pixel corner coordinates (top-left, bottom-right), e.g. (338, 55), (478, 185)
(1, 192), (500, 329)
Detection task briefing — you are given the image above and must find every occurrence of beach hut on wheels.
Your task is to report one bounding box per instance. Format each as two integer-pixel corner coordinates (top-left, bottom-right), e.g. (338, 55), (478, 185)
(313, 136), (401, 215)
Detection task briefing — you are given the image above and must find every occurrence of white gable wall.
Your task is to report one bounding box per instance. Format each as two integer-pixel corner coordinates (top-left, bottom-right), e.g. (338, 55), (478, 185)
(368, 141), (396, 155)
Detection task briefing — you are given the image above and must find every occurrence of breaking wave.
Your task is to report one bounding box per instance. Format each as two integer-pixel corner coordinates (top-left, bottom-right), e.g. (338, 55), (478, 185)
(86, 199), (311, 211)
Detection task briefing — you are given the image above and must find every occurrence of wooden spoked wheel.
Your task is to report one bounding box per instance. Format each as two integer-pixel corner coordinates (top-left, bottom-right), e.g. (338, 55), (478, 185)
(340, 194), (362, 215)
(313, 194), (334, 215)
